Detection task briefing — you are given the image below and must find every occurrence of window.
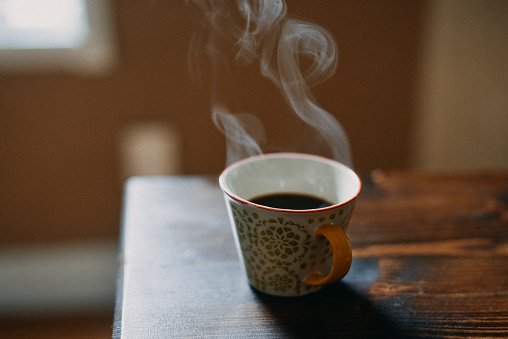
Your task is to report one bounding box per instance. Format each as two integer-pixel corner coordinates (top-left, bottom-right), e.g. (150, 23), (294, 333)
(0, 0), (116, 74)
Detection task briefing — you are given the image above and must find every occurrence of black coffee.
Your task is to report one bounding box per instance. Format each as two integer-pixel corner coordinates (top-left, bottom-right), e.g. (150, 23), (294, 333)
(250, 193), (333, 210)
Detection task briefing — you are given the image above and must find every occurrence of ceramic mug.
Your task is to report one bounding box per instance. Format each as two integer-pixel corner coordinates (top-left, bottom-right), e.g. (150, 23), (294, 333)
(219, 153), (362, 297)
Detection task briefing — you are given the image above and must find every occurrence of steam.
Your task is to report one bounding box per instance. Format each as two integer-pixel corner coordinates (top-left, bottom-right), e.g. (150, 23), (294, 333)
(191, 0), (352, 167)
(212, 105), (265, 166)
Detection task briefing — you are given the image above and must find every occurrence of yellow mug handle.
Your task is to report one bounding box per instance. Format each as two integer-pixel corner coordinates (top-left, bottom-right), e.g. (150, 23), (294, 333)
(304, 223), (352, 286)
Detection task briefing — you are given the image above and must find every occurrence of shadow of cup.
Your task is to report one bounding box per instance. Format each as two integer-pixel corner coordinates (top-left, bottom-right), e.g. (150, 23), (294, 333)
(252, 258), (414, 338)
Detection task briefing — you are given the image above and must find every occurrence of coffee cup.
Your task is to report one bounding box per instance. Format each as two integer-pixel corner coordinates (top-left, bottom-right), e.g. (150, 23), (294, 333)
(219, 153), (361, 296)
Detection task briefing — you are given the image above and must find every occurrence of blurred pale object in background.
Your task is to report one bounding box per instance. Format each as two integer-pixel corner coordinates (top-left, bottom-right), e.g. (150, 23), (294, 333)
(0, 0), (88, 48)
(0, 240), (116, 315)
(0, 0), (116, 73)
(118, 121), (182, 179)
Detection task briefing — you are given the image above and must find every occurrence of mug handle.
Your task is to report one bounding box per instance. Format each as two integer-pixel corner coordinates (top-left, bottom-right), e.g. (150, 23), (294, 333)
(303, 224), (352, 286)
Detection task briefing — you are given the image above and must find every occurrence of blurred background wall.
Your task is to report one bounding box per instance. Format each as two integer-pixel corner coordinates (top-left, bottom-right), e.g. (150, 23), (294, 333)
(0, 0), (506, 337)
(413, 0), (508, 169)
(0, 0), (425, 245)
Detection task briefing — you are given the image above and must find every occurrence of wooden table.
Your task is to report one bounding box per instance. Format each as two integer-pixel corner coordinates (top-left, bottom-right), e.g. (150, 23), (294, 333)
(113, 171), (508, 338)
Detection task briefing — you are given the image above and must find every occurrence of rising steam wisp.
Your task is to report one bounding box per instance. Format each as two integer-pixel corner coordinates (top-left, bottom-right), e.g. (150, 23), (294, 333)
(191, 0), (352, 168)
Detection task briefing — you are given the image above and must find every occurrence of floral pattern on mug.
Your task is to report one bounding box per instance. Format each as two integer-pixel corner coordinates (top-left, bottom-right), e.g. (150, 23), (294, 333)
(230, 203), (328, 295)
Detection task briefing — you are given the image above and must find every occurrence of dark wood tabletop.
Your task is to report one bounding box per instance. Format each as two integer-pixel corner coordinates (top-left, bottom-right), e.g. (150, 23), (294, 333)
(113, 171), (508, 338)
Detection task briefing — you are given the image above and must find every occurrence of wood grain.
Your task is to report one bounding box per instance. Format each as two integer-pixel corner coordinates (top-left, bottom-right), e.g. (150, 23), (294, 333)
(115, 172), (508, 338)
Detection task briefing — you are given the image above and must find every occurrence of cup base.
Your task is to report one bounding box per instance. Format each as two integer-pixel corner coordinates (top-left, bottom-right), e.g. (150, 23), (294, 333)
(247, 282), (323, 298)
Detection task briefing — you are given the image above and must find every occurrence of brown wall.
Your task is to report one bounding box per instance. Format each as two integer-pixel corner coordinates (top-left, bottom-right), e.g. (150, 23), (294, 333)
(0, 1), (424, 244)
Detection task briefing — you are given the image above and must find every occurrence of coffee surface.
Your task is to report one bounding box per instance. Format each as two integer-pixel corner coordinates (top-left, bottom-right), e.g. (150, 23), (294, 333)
(250, 193), (332, 210)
